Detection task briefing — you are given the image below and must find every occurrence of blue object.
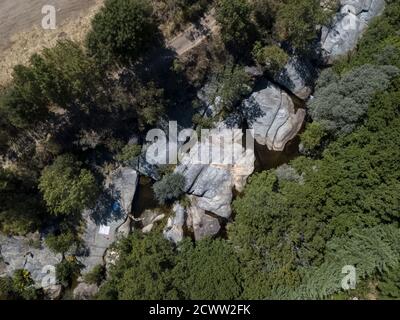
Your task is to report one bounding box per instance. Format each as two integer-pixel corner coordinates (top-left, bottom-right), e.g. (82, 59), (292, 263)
(112, 201), (121, 212)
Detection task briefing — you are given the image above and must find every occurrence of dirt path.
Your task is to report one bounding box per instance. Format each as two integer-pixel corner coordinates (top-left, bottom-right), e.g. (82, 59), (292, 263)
(167, 11), (218, 56)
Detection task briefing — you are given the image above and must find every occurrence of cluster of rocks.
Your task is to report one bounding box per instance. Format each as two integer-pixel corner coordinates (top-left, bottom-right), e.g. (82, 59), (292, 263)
(163, 201), (221, 243)
(0, 232), (63, 298)
(0, 0), (387, 298)
(321, 0), (386, 64)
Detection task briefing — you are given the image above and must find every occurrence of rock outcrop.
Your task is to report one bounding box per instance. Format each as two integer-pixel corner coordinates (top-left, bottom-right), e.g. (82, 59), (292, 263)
(321, 0), (385, 63)
(175, 125), (254, 218)
(163, 203), (186, 244)
(274, 57), (315, 100)
(44, 284), (63, 300)
(242, 82), (306, 151)
(73, 282), (99, 300)
(140, 209), (165, 233)
(78, 167), (138, 274)
(187, 201), (221, 241)
(0, 233), (62, 286)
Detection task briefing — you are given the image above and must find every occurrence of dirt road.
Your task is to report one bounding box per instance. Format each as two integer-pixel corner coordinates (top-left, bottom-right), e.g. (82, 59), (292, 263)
(167, 12), (218, 56)
(0, 0), (98, 51)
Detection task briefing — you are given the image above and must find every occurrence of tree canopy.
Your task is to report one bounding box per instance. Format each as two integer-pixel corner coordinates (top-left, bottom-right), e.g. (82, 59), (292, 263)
(87, 0), (158, 65)
(39, 154), (99, 216)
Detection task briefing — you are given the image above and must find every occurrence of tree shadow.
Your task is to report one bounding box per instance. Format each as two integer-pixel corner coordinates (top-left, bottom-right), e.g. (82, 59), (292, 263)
(89, 188), (124, 225)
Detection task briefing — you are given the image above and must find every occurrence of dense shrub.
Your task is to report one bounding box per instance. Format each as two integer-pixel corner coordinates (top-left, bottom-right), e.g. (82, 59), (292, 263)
(39, 154), (99, 216)
(86, 0), (158, 65)
(308, 65), (399, 134)
(152, 172), (186, 205)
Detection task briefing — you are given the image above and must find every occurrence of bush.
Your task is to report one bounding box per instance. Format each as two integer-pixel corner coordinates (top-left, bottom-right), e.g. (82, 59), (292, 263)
(275, 0), (327, 51)
(252, 42), (289, 74)
(45, 231), (76, 254)
(216, 0), (256, 53)
(39, 154), (99, 216)
(300, 122), (327, 151)
(56, 258), (82, 287)
(0, 169), (43, 235)
(116, 144), (141, 165)
(309, 65), (399, 134)
(84, 264), (106, 286)
(152, 172), (186, 205)
(86, 0), (158, 65)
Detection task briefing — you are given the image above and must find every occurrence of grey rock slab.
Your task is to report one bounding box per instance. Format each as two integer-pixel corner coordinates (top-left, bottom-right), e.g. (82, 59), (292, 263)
(163, 203), (186, 244)
(0, 234), (62, 286)
(274, 57), (315, 100)
(78, 167), (138, 274)
(187, 203), (221, 241)
(73, 282), (99, 300)
(242, 82), (305, 151)
(321, 0), (385, 63)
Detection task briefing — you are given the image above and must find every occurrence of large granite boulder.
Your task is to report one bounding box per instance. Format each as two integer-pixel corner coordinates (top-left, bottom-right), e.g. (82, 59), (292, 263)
(141, 209), (165, 233)
(73, 282), (99, 300)
(321, 0), (385, 63)
(274, 57), (315, 100)
(78, 167), (138, 274)
(175, 126), (254, 218)
(186, 201), (221, 241)
(0, 233), (62, 286)
(163, 203), (186, 244)
(242, 82), (306, 151)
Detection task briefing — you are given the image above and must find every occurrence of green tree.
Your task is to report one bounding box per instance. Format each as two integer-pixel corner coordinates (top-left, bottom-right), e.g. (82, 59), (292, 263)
(309, 65), (399, 135)
(56, 257), (82, 287)
(39, 154), (99, 216)
(29, 40), (101, 108)
(153, 172), (186, 205)
(97, 232), (177, 299)
(172, 239), (243, 299)
(86, 0), (158, 65)
(84, 264), (106, 286)
(0, 168), (43, 235)
(378, 265), (400, 299)
(295, 225), (400, 299)
(45, 230), (77, 254)
(11, 269), (38, 300)
(230, 171), (300, 299)
(275, 0), (327, 51)
(252, 42), (289, 74)
(133, 82), (165, 129)
(300, 121), (327, 151)
(211, 63), (252, 116)
(0, 66), (48, 129)
(216, 0), (256, 53)
(116, 143), (142, 165)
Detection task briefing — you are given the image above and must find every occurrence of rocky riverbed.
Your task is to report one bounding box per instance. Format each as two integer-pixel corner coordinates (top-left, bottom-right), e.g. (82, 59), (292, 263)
(0, 0), (386, 299)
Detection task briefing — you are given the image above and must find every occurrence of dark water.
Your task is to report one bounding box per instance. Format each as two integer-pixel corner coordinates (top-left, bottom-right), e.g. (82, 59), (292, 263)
(132, 176), (159, 218)
(254, 135), (301, 172)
